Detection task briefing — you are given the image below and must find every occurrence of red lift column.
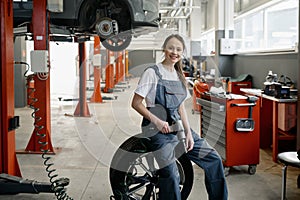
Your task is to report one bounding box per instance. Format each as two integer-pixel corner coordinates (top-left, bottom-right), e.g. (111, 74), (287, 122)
(104, 50), (115, 93)
(0, 0), (21, 176)
(25, 0), (54, 153)
(115, 52), (120, 85)
(74, 41), (91, 116)
(125, 50), (129, 78)
(120, 51), (125, 82)
(90, 36), (103, 103)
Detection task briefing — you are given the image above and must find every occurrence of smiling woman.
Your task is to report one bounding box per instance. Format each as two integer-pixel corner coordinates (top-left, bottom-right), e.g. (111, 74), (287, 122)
(13, 0), (160, 51)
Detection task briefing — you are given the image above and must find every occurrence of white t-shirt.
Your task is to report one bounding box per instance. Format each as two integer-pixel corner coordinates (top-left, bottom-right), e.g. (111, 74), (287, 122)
(134, 63), (191, 107)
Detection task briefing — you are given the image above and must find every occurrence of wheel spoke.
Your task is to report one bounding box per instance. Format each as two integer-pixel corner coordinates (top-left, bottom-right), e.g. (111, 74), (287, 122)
(127, 182), (150, 197)
(126, 173), (151, 185)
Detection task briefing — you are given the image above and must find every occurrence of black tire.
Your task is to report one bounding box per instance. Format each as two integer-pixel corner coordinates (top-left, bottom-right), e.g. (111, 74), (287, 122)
(109, 135), (194, 200)
(101, 33), (132, 51)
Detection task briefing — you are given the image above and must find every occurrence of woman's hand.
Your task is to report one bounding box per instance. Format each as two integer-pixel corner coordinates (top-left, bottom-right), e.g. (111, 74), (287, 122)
(185, 132), (194, 151)
(155, 119), (170, 134)
(132, 94), (170, 134)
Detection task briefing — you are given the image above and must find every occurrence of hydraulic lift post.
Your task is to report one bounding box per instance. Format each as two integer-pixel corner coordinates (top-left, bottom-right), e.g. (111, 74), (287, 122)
(104, 50), (115, 93)
(0, 0), (21, 177)
(0, 0), (53, 195)
(120, 51), (125, 82)
(115, 51), (125, 84)
(125, 50), (129, 78)
(24, 0), (54, 153)
(115, 51), (120, 84)
(74, 41), (91, 116)
(90, 36), (103, 103)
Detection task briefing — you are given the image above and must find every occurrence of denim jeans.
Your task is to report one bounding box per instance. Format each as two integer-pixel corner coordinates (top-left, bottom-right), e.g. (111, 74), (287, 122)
(187, 129), (228, 200)
(147, 129), (228, 200)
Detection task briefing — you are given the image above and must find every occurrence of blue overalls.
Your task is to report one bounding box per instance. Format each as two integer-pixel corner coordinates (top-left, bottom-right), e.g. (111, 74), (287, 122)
(142, 65), (228, 200)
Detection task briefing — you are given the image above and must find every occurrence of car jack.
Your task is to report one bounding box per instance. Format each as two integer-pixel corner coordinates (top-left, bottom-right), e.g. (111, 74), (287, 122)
(0, 173), (53, 194)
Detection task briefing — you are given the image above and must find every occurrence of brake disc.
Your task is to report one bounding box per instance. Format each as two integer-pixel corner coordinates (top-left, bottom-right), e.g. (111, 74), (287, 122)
(96, 17), (118, 39)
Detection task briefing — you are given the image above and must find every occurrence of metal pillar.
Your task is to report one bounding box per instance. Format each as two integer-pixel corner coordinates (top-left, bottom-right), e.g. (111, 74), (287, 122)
(115, 51), (124, 84)
(104, 64), (114, 93)
(90, 36), (103, 103)
(115, 51), (120, 84)
(103, 50), (115, 93)
(24, 0), (54, 153)
(0, 0), (21, 176)
(74, 42), (91, 117)
(120, 51), (125, 82)
(125, 50), (129, 77)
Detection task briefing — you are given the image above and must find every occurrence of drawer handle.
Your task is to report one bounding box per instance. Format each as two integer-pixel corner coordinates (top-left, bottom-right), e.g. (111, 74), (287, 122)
(231, 103), (256, 107)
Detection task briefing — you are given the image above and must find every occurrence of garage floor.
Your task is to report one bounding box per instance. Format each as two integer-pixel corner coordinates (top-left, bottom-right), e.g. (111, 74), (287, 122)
(1, 77), (300, 200)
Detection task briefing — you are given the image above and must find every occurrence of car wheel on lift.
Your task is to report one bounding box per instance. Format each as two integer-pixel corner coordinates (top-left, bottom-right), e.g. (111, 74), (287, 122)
(101, 32), (132, 51)
(248, 164), (256, 175)
(96, 17), (117, 39)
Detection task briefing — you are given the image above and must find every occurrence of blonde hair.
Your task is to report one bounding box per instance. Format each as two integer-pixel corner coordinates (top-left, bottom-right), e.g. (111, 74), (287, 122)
(162, 34), (187, 87)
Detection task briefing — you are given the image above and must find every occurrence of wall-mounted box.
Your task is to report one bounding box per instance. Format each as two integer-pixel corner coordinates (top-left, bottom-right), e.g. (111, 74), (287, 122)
(93, 54), (102, 66)
(48, 0), (63, 13)
(30, 50), (49, 73)
(220, 38), (236, 55)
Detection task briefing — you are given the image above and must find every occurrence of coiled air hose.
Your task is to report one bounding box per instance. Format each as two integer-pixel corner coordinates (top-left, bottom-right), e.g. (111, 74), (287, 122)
(16, 61), (73, 200)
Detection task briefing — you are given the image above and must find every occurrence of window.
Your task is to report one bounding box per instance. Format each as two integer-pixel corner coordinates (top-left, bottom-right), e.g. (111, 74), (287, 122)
(200, 29), (215, 56)
(265, 1), (298, 49)
(234, 0), (298, 53)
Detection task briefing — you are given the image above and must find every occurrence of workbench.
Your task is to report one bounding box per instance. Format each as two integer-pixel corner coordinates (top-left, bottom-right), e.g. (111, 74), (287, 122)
(240, 88), (297, 162)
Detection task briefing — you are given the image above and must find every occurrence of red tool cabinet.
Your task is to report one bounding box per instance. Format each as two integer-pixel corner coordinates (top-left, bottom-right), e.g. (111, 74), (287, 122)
(197, 93), (260, 175)
(229, 81), (252, 94)
(228, 74), (252, 94)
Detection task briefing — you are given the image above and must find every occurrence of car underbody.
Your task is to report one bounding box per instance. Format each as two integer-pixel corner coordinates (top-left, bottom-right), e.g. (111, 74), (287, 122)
(13, 0), (159, 51)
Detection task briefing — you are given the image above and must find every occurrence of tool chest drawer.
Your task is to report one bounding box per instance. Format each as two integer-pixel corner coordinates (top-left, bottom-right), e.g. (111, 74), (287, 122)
(198, 98), (226, 160)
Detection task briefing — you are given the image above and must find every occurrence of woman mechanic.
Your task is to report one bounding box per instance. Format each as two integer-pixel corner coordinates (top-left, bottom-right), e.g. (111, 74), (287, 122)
(131, 34), (228, 200)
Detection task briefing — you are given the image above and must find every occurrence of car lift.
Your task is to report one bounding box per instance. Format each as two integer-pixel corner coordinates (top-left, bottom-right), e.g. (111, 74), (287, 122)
(90, 36), (103, 103)
(1, 0), (128, 195)
(104, 49), (115, 93)
(22, 0), (54, 154)
(74, 39), (92, 117)
(0, 0), (22, 178)
(89, 37), (128, 98)
(103, 49), (127, 93)
(114, 51), (129, 89)
(0, 0), (54, 195)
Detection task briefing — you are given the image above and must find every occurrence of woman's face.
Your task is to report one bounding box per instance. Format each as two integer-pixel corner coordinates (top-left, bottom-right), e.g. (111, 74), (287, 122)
(164, 37), (184, 65)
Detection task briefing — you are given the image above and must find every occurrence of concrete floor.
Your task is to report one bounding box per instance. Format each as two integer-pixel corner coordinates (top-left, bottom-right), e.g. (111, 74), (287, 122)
(1, 77), (300, 200)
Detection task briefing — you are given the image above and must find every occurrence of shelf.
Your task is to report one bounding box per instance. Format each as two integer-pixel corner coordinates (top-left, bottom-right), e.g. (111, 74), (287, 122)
(278, 129), (297, 141)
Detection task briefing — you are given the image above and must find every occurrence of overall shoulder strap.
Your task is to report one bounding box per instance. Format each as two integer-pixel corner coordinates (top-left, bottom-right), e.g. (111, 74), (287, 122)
(146, 65), (162, 79)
